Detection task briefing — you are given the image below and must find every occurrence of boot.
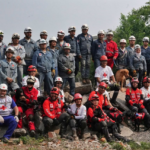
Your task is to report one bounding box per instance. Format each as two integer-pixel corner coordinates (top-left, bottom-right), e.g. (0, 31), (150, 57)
(72, 128), (79, 141)
(110, 91), (119, 107)
(1, 137), (9, 143)
(102, 127), (113, 142)
(82, 79), (86, 84)
(30, 130), (35, 137)
(80, 129), (85, 140)
(86, 79), (91, 84)
(59, 125), (67, 138)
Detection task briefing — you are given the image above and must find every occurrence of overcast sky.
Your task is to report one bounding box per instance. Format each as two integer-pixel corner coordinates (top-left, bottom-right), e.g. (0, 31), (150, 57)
(0, 0), (148, 44)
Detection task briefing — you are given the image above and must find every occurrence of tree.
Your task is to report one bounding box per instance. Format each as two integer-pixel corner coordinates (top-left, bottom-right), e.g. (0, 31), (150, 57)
(113, 1), (150, 46)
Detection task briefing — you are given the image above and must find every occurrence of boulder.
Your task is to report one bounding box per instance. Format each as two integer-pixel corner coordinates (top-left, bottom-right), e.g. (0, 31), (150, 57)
(64, 92), (73, 103)
(64, 82), (93, 95)
(120, 125), (133, 137)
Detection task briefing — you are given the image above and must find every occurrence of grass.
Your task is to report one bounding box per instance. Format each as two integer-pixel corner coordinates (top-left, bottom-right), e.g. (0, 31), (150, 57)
(112, 143), (126, 150)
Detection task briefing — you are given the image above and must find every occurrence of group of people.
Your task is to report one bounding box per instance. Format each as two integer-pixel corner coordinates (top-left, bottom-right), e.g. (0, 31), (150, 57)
(0, 24), (150, 143)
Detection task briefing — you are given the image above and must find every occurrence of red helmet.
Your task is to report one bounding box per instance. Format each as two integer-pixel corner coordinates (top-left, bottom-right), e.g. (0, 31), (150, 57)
(27, 65), (37, 72)
(100, 55), (108, 61)
(74, 93), (82, 101)
(99, 82), (107, 88)
(89, 94), (99, 101)
(131, 77), (139, 83)
(50, 87), (60, 95)
(143, 77), (150, 83)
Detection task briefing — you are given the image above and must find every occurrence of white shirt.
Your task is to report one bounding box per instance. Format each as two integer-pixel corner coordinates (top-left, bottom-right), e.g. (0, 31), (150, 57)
(22, 75), (40, 96)
(59, 89), (65, 102)
(141, 86), (150, 101)
(67, 103), (86, 120)
(95, 66), (114, 85)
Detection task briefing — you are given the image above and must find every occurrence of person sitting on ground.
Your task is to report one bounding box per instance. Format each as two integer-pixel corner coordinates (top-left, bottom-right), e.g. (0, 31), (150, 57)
(22, 76), (39, 136)
(22, 65), (40, 96)
(87, 94), (129, 142)
(67, 93), (86, 140)
(126, 77), (148, 114)
(0, 84), (19, 143)
(95, 55), (119, 106)
(42, 87), (70, 137)
(0, 46), (19, 92)
(141, 77), (150, 114)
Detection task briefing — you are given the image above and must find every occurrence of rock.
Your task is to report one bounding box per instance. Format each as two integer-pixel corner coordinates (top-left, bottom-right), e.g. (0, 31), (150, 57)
(64, 92), (73, 103)
(120, 125), (133, 137)
(82, 94), (89, 104)
(64, 82), (92, 95)
(100, 137), (106, 142)
(13, 128), (27, 137)
(48, 132), (57, 139)
(0, 142), (3, 145)
(135, 141), (141, 146)
(83, 133), (91, 139)
(54, 128), (60, 134)
(91, 134), (98, 141)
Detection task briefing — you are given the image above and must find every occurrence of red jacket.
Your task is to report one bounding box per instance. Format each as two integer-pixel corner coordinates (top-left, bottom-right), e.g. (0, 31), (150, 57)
(22, 86), (38, 104)
(126, 88), (144, 108)
(105, 40), (118, 59)
(43, 98), (64, 119)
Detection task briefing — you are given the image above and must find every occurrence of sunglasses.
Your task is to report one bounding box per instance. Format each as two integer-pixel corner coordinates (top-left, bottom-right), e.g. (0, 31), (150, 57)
(27, 82), (34, 85)
(56, 82), (62, 84)
(99, 86), (106, 90)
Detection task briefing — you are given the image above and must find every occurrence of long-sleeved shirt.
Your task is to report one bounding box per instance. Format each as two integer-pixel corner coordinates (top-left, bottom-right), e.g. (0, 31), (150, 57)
(0, 42), (7, 60)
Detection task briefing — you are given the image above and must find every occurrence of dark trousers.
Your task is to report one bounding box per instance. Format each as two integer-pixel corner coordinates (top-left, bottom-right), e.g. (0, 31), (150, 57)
(69, 118), (86, 130)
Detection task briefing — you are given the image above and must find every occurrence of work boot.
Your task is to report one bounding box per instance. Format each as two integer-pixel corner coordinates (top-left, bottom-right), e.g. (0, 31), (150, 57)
(1, 137), (9, 143)
(80, 129), (85, 140)
(13, 128), (27, 137)
(30, 130), (35, 137)
(82, 79), (86, 84)
(59, 125), (67, 138)
(86, 79), (91, 84)
(110, 91), (119, 107)
(102, 127), (113, 142)
(72, 128), (79, 141)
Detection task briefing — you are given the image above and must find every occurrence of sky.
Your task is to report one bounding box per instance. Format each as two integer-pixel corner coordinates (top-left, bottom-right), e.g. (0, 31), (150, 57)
(0, 0), (148, 44)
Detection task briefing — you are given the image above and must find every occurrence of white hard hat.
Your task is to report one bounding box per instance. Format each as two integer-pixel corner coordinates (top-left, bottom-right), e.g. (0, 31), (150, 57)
(12, 33), (20, 39)
(106, 30), (113, 36)
(0, 30), (4, 36)
(120, 39), (127, 44)
(27, 76), (36, 83)
(58, 30), (65, 36)
(40, 30), (48, 36)
(129, 36), (136, 41)
(49, 36), (57, 42)
(97, 30), (105, 35)
(63, 43), (71, 50)
(81, 24), (89, 30)
(6, 46), (15, 54)
(39, 39), (47, 45)
(0, 84), (8, 90)
(143, 37), (149, 42)
(24, 27), (32, 33)
(101, 78), (109, 82)
(55, 77), (63, 83)
(68, 26), (76, 32)
(134, 44), (141, 50)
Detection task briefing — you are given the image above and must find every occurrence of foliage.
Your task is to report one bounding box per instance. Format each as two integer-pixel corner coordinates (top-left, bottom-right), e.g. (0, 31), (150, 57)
(113, 1), (150, 46)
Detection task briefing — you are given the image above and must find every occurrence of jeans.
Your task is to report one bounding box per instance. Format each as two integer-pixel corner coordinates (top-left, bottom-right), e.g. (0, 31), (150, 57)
(94, 58), (101, 69)
(17, 65), (23, 87)
(24, 60), (32, 75)
(81, 54), (91, 79)
(62, 78), (75, 96)
(75, 56), (79, 76)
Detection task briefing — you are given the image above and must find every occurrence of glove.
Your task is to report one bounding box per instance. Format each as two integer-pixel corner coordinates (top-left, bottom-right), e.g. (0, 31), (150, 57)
(67, 69), (72, 75)
(31, 100), (38, 105)
(70, 114), (75, 119)
(51, 69), (55, 78)
(0, 115), (4, 123)
(133, 70), (137, 77)
(53, 118), (59, 126)
(15, 56), (21, 63)
(14, 116), (19, 123)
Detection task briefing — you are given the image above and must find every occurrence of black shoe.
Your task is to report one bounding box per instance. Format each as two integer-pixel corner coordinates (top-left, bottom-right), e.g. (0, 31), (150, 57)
(1, 137), (9, 143)
(30, 130), (35, 137)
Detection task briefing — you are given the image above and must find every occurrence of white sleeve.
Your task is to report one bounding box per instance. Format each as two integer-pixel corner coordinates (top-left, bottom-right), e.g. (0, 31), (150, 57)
(36, 78), (40, 88)
(95, 67), (100, 78)
(67, 108), (72, 114)
(109, 67), (114, 76)
(22, 76), (27, 86)
(62, 90), (65, 102)
(75, 106), (86, 120)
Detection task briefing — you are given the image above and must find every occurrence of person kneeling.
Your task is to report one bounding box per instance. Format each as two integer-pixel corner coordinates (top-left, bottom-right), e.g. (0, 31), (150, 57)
(67, 93), (86, 140)
(0, 84), (19, 143)
(42, 87), (70, 137)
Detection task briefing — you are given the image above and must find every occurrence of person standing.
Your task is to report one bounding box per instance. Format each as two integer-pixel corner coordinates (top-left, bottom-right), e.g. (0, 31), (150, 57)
(105, 30), (118, 69)
(141, 37), (150, 76)
(58, 43), (75, 96)
(64, 26), (81, 76)
(36, 30), (48, 48)
(0, 84), (19, 143)
(47, 37), (59, 80)
(92, 30), (106, 69)
(9, 33), (25, 87)
(32, 39), (55, 95)
(0, 30), (7, 60)
(77, 24), (93, 84)
(0, 47), (19, 92)
(19, 27), (38, 75)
